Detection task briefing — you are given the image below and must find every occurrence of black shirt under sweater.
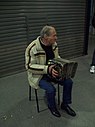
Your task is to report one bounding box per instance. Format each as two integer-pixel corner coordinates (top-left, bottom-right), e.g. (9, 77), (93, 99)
(40, 41), (54, 65)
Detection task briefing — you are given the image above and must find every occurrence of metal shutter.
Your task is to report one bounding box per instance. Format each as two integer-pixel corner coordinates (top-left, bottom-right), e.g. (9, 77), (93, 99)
(0, 0), (90, 77)
(26, 14), (48, 44)
(24, 0), (88, 59)
(0, 2), (27, 77)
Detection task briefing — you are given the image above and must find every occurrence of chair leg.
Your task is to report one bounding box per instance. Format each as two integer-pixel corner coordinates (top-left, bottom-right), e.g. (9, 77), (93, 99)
(35, 89), (40, 113)
(58, 84), (60, 105)
(29, 85), (31, 101)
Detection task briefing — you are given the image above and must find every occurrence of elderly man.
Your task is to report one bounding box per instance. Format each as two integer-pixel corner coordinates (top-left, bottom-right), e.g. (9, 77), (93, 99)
(25, 25), (76, 117)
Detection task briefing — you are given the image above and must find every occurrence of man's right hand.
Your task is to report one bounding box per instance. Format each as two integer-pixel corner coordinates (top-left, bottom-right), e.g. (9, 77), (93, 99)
(48, 65), (59, 78)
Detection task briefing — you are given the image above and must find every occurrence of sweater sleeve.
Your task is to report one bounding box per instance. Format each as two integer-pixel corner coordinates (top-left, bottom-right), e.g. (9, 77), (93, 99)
(25, 42), (48, 75)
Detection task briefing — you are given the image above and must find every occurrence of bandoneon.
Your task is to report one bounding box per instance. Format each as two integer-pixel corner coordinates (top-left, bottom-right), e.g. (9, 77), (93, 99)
(48, 58), (78, 79)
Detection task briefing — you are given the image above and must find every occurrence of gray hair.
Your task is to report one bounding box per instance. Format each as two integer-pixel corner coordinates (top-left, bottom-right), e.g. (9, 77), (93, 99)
(40, 25), (54, 38)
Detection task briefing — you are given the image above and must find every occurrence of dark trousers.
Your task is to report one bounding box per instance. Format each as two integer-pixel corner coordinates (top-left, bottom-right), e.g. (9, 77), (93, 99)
(39, 75), (73, 109)
(91, 49), (95, 66)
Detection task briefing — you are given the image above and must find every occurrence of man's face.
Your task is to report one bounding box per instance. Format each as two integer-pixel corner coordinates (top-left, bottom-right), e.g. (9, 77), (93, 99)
(46, 28), (57, 45)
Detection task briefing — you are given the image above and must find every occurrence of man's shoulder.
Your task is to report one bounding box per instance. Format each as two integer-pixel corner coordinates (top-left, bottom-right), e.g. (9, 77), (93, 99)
(27, 37), (40, 50)
(28, 41), (36, 49)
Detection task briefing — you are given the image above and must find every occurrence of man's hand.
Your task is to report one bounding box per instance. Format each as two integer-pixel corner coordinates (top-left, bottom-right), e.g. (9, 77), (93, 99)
(49, 65), (59, 78)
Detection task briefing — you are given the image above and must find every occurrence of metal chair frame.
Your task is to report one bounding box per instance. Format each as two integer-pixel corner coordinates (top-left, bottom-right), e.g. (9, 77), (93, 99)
(29, 84), (60, 113)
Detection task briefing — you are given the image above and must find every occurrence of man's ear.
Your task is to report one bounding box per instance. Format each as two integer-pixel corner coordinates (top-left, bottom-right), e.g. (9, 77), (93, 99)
(44, 34), (48, 39)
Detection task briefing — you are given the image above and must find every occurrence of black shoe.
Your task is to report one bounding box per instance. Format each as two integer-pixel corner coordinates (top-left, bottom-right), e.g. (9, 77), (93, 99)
(61, 104), (76, 117)
(48, 106), (61, 117)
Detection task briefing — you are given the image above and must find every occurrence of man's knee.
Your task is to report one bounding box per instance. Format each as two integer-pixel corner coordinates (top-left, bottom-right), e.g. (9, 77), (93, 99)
(47, 86), (56, 94)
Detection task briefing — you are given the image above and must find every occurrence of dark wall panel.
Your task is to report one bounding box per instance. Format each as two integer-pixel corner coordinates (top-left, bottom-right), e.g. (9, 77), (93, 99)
(0, 0), (89, 77)
(0, 3), (27, 77)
